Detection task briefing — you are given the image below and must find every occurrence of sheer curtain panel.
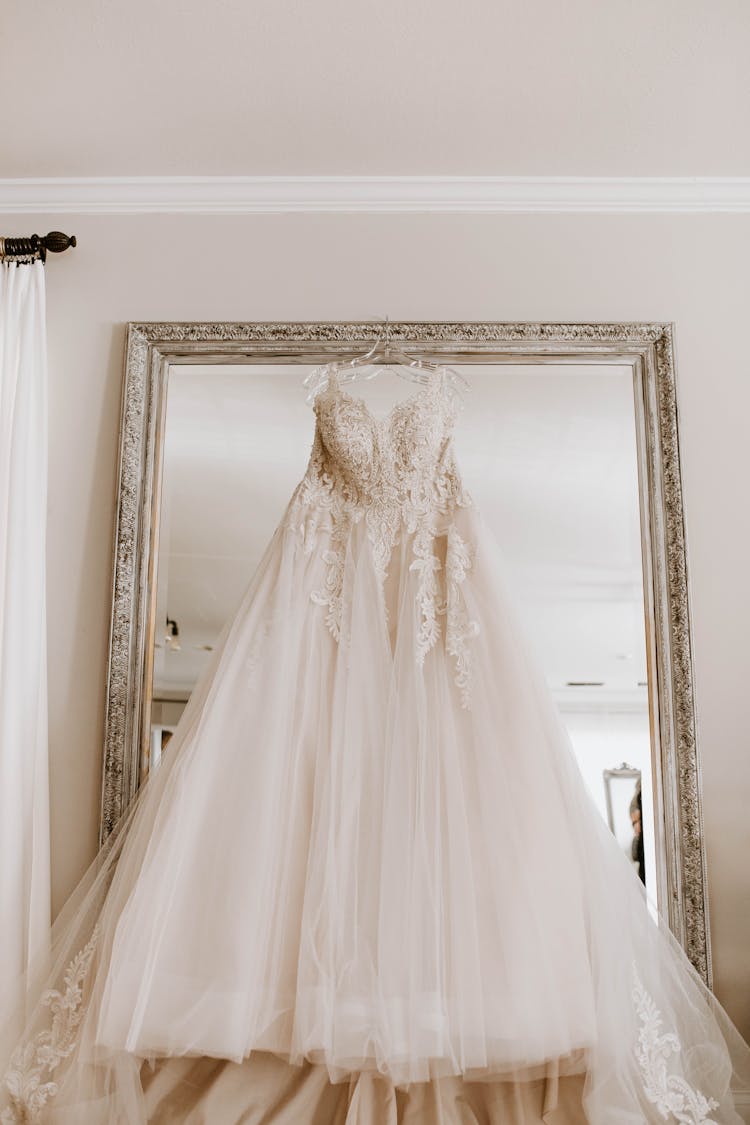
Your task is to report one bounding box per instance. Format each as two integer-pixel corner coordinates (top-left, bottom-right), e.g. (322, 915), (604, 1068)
(0, 259), (50, 1023)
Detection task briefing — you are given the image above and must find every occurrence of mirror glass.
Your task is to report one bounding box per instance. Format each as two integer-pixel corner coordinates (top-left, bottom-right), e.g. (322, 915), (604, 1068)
(150, 362), (656, 900)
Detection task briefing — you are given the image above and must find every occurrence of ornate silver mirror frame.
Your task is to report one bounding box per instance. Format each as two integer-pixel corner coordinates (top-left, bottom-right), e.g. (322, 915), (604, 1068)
(101, 320), (710, 986)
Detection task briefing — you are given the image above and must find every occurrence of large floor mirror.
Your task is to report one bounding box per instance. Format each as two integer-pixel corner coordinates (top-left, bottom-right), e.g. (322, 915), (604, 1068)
(102, 322), (710, 985)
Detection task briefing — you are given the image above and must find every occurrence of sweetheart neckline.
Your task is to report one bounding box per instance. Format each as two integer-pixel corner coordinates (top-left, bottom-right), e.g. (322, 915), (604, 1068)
(321, 368), (446, 427)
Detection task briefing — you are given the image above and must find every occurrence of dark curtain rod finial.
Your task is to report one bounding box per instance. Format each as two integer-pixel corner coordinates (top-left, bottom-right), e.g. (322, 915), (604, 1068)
(0, 231), (77, 262)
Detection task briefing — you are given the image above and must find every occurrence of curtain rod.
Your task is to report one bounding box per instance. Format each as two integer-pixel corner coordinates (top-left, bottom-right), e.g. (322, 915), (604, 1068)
(0, 231), (76, 263)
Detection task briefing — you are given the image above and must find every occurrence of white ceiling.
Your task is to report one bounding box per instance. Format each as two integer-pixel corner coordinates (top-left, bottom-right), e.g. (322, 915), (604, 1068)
(153, 362), (647, 704)
(3, 0), (749, 177)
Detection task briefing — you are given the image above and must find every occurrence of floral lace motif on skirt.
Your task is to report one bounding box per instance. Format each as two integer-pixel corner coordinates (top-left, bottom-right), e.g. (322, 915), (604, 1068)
(2, 926), (100, 1124)
(632, 964), (720, 1124)
(288, 398), (480, 708)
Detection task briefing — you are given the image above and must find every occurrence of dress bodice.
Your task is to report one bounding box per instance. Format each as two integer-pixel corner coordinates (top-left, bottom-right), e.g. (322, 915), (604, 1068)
(310, 365), (465, 513)
(286, 365), (477, 705)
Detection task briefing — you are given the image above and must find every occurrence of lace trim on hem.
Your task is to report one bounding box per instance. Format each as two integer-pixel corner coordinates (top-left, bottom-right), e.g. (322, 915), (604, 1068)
(632, 964), (720, 1124)
(2, 926), (100, 1124)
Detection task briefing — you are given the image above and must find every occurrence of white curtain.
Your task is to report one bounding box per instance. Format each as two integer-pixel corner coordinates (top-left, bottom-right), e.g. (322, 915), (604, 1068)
(0, 259), (50, 1016)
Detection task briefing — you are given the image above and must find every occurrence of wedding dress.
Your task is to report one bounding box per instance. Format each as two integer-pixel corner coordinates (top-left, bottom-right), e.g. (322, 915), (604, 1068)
(2, 363), (749, 1124)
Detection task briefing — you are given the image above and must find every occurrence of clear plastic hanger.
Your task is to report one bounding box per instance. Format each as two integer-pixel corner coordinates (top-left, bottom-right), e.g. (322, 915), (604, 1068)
(303, 319), (470, 404)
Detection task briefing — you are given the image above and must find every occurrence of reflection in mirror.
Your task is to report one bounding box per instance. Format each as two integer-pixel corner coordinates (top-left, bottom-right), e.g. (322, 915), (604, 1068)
(603, 764), (645, 884)
(149, 362), (656, 904)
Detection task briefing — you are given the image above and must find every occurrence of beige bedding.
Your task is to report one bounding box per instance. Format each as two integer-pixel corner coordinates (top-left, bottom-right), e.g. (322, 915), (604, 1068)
(141, 1051), (588, 1123)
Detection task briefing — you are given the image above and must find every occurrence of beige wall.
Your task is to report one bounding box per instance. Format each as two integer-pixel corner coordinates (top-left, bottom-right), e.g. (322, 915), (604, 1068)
(3, 0), (749, 176)
(8, 209), (749, 1035)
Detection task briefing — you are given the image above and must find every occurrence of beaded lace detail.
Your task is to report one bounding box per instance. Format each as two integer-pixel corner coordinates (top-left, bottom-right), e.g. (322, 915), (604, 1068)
(285, 365), (478, 705)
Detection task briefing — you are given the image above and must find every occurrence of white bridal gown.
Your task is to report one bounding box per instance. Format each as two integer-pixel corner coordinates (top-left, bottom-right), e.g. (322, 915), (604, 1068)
(2, 364), (749, 1124)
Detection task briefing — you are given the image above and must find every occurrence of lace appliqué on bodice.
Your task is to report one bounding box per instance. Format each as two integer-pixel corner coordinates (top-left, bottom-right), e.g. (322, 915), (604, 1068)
(286, 367), (478, 707)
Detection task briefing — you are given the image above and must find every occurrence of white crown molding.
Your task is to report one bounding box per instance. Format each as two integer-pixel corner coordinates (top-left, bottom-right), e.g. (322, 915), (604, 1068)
(1, 176), (750, 215)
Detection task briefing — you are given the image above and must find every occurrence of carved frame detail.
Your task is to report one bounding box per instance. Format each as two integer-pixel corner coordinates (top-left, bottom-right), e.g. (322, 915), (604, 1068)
(101, 320), (711, 985)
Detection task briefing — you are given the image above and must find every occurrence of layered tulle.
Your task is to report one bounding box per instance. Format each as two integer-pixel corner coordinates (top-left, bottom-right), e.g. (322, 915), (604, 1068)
(93, 507), (600, 1081)
(2, 498), (750, 1122)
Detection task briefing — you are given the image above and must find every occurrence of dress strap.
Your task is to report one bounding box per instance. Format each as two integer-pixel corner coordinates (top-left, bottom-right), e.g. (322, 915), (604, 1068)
(304, 361), (340, 406)
(434, 363), (466, 415)
(326, 362), (341, 393)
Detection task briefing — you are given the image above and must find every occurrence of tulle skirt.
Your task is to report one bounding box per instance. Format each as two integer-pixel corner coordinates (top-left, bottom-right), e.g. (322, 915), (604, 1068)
(1, 501), (749, 1123)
